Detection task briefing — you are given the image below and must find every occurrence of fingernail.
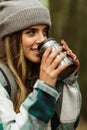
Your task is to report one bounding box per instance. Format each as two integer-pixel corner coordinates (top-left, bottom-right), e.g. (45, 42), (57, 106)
(59, 46), (63, 51)
(74, 57), (77, 60)
(63, 51), (67, 55)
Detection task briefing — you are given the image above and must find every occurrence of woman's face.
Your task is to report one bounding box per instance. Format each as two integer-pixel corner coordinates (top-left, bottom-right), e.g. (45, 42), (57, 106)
(22, 25), (49, 63)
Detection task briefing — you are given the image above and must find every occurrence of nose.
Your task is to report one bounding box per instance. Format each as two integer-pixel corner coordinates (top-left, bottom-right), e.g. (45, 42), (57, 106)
(36, 33), (46, 45)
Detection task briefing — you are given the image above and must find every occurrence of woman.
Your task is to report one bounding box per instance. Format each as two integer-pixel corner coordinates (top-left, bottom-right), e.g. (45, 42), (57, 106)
(0, 0), (81, 130)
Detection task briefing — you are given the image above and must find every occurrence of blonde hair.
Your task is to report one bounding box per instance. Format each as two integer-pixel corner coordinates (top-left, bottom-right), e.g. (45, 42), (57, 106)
(0, 32), (39, 112)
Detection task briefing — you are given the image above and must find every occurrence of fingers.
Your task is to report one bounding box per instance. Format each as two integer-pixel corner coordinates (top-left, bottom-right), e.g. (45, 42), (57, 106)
(41, 47), (52, 64)
(40, 39), (80, 83)
(50, 51), (67, 70)
(40, 46), (69, 84)
(61, 39), (72, 53)
(41, 47), (62, 66)
(72, 58), (80, 75)
(61, 39), (80, 74)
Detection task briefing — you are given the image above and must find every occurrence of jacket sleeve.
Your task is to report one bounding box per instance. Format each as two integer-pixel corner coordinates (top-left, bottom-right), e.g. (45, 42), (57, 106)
(54, 75), (82, 130)
(0, 79), (59, 130)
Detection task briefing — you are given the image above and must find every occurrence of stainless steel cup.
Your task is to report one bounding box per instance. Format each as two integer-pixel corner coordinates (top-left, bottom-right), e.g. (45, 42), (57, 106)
(38, 38), (77, 80)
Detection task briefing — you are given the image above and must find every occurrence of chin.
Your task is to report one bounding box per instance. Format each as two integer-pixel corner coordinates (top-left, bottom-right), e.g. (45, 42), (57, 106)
(31, 58), (41, 63)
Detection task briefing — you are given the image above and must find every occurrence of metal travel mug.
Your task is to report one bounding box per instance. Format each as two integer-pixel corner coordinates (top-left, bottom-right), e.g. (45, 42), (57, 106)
(38, 38), (77, 80)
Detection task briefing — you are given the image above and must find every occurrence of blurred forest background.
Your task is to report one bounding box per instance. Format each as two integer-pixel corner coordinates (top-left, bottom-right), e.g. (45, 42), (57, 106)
(0, 0), (87, 130)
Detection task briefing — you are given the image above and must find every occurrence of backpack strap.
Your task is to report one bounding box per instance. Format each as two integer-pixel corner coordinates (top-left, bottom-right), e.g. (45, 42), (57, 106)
(0, 63), (17, 101)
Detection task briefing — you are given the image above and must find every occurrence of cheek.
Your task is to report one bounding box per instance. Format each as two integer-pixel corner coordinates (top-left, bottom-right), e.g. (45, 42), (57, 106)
(22, 36), (33, 51)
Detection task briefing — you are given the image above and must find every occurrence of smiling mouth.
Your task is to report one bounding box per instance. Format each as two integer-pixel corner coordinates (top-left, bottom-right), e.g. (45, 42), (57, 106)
(31, 48), (40, 54)
(31, 48), (38, 50)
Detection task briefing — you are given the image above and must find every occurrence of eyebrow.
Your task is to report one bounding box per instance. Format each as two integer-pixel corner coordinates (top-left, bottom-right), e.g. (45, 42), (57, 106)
(27, 26), (36, 30)
(26, 25), (49, 30)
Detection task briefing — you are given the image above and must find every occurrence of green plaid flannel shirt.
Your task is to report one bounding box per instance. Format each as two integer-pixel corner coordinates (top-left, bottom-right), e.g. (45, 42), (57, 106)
(0, 67), (82, 130)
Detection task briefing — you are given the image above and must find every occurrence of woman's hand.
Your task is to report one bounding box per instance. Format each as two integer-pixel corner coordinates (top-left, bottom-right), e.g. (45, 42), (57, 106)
(39, 46), (69, 87)
(61, 39), (80, 76)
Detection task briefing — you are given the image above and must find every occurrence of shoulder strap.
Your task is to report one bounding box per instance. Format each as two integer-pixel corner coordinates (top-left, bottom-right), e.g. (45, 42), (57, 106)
(0, 63), (17, 101)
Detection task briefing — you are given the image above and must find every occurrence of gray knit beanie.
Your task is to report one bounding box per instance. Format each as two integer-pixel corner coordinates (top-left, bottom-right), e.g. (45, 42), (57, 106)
(0, 0), (51, 38)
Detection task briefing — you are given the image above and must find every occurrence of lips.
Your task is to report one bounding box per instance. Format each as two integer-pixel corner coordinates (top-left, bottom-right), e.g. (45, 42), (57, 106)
(31, 48), (38, 51)
(31, 48), (40, 54)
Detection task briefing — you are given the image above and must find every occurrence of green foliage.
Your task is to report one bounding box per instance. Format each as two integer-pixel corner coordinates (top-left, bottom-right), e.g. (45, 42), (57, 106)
(39, 0), (49, 8)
